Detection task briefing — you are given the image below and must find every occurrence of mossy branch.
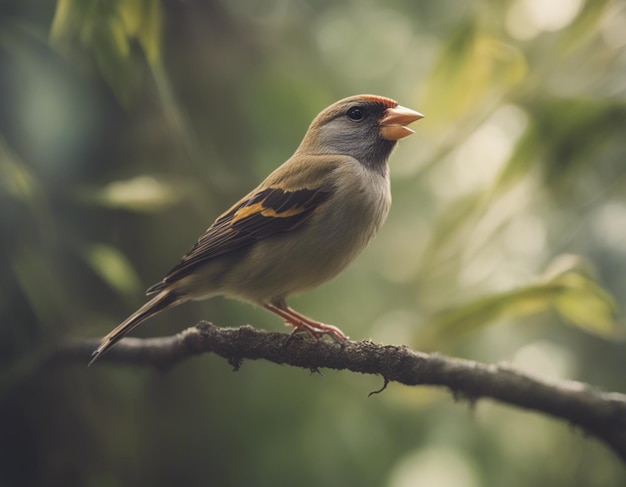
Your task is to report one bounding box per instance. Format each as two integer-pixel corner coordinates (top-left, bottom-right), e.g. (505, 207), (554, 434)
(52, 322), (626, 462)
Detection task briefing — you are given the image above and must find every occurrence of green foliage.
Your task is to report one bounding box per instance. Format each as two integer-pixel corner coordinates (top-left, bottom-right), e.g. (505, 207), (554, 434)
(74, 175), (186, 212)
(421, 255), (619, 347)
(420, 20), (527, 126)
(0, 136), (39, 202)
(1, 0), (625, 486)
(50, 0), (163, 103)
(82, 243), (142, 295)
(497, 98), (626, 193)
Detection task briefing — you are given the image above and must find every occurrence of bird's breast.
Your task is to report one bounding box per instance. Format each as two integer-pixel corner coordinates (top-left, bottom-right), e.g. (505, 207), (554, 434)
(223, 161), (391, 303)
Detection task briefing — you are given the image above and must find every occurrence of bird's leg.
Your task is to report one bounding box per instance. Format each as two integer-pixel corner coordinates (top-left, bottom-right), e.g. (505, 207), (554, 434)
(283, 305), (349, 343)
(264, 302), (349, 344)
(264, 303), (320, 339)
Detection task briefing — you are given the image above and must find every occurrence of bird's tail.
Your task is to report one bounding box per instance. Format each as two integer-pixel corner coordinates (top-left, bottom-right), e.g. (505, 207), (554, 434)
(89, 290), (180, 366)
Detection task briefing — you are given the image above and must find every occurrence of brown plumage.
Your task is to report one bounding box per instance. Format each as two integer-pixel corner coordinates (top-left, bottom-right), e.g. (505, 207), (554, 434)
(89, 95), (423, 365)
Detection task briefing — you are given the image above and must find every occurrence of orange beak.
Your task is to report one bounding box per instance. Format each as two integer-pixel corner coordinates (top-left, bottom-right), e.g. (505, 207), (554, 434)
(380, 105), (424, 141)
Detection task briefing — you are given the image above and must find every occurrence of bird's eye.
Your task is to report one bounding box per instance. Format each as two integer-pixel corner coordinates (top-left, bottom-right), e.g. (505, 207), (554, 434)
(347, 106), (365, 122)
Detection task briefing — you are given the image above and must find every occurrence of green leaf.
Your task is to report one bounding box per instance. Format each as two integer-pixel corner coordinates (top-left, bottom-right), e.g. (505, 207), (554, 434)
(49, 0), (163, 102)
(74, 176), (184, 212)
(0, 137), (38, 201)
(119, 0), (145, 35)
(49, 0), (76, 41)
(419, 255), (620, 347)
(419, 21), (527, 126)
(138, 0), (163, 66)
(83, 244), (142, 295)
(558, 0), (613, 52)
(493, 98), (626, 196)
(419, 283), (563, 348)
(92, 16), (135, 104)
(549, 266), (619, 339)
(119, 0), (163, 66)
(416, 192), (485, 283)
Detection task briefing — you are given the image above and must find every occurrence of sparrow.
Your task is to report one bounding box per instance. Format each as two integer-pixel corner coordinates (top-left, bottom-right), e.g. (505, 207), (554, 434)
(89, 95), (423, 365)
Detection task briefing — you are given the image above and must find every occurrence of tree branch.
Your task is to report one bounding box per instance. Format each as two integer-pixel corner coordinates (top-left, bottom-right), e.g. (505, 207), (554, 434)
(53, 322), (626, 462)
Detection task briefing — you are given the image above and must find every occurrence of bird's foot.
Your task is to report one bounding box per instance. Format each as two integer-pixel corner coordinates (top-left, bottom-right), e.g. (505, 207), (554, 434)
(286, 320), (349, 344)
(265, 303), (349, 344)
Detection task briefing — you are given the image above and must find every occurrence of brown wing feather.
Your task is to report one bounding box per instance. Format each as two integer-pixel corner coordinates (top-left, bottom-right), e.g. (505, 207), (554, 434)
(146, 187), (331, 293)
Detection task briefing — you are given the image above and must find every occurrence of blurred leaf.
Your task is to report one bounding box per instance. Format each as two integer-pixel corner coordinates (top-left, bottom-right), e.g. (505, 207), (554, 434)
(417, 192), (485, 281)
(118, 0), (145, 35)
(553, 275), (617, 338)
(92, 16), (135, 104)
(493, 98), (626, 194)
(419, 282), (563, 348)
(50, 0), (163, 102)
(546, 255), (619, 338)
(107, 13), (130, 58)
(74, 176), (184, 212)
(535, 100), (626, 189)
(559, 0), (613, 52)
(118, 0), (163, 66)
(0, 137), (38, 201)
(419, 21), (527, 125)
(420, 254), (620, 346)
(490, 117), (539, 192)
(49, 0), (74, 40)
(83, 243), (142, 295)
(134, 0), (163, 66)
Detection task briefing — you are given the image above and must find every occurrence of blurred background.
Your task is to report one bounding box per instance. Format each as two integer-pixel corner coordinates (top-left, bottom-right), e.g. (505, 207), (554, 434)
(1, 0), (625, 485)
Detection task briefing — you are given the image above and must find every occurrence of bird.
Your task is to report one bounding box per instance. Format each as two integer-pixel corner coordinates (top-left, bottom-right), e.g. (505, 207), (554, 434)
(89, 94), (423, 365)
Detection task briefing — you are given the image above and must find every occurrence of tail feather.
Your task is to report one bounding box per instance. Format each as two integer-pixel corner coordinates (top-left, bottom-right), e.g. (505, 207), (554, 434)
(89, 291), (180, 366)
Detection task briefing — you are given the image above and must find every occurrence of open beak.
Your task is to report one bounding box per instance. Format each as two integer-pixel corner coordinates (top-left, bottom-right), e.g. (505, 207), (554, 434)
(380, 105), (424, 141)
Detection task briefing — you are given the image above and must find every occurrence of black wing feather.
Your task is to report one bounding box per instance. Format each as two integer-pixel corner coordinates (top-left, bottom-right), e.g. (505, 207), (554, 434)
(146, 187), (330, 293)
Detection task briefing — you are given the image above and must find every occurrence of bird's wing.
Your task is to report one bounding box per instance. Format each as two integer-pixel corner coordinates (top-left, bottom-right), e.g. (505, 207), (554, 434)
(146, 185), (331, 293)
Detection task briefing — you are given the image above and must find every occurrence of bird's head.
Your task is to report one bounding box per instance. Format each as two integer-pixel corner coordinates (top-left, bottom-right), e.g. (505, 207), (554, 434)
(296, 95), (423, 170)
